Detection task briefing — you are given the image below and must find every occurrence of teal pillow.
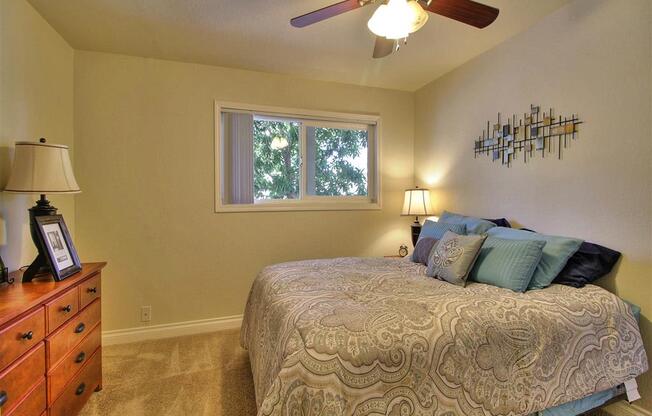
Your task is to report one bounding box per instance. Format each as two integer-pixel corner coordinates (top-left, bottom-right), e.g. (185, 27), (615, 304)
(486, 227), (583, 290)
(419, 220), (466, 241)
(440, 210), (496, 234)
(470, 237), (545, 292)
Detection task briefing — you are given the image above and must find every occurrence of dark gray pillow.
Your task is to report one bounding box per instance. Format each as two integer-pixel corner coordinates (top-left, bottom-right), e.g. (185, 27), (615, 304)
(485, 218), (512, 228)
(411, 237), (438, 265)
(553, 242), (621, 287)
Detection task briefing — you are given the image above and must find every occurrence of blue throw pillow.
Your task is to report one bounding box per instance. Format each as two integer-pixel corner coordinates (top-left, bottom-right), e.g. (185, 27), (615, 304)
(470, 237), (545, 292)
(440, 210), (496, 234)
(419, 220), (466, 241)
(486, 227), (583, 290)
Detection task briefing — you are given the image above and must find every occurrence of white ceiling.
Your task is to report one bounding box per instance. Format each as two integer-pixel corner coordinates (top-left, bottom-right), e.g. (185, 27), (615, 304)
(28, 0), (569, 91)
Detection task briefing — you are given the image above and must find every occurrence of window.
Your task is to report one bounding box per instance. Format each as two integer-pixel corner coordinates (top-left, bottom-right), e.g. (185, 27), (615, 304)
(216, 103), (380, 212)
(253, 118), (300, 200)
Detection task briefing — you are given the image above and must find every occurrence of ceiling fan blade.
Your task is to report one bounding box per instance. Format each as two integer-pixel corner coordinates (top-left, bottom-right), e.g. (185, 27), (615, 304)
(291, 0), (364, 28)
(372, 37), (396, 59)
(425, 0), (499, 28)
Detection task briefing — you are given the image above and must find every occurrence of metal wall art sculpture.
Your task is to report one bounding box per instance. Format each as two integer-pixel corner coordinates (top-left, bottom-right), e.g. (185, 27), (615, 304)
(474, 105), (582, 167)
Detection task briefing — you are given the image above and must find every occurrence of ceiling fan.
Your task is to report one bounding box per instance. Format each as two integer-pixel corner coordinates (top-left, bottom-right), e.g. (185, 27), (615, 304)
(291, 0), (499, 58)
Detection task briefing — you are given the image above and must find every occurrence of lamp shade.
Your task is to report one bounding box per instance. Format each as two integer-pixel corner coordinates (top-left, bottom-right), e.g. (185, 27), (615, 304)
(401, 187), (432, 216)
(4, 141), (80, 194)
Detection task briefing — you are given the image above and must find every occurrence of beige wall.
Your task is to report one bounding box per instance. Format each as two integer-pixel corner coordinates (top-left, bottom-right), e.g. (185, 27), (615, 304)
(414, 0), (652, 410)
(73, 51), (415, 331)
(0, 0), (75, 271)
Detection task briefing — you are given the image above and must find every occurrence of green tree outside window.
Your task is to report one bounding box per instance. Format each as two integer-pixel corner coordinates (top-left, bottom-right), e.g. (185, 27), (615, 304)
(253, 120), (368, 200)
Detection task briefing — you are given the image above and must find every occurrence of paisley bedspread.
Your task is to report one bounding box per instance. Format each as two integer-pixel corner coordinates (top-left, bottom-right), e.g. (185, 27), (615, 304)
(240, 257), (648, 416)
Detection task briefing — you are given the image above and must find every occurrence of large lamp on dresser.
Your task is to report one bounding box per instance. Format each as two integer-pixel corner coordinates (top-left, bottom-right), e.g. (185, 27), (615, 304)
(401, 186), (433, 247)
(3, 138), (81, 282)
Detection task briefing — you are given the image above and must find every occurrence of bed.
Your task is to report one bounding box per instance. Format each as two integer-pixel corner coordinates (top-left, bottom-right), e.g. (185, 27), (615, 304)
(240, 257), (648, 416)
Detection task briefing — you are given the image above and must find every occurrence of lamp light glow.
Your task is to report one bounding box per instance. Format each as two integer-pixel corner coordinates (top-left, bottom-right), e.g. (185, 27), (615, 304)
(367, 0), (428, 40)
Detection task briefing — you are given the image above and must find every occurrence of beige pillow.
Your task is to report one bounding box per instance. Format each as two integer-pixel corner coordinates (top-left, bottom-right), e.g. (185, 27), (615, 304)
(426, 231), (487, 286)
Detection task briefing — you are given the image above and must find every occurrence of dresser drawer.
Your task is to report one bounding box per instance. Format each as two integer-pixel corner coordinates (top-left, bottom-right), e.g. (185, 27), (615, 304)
(78, 274), (101, 310)
(5, 378), (46, 416)
(48, 324), (101, 403)
(0, 343), (45, 415)
(45, 288), (79, 334)
(49, 349), (101, 416)
(0, 308), (45, 370)
(46, 300), (101, 369)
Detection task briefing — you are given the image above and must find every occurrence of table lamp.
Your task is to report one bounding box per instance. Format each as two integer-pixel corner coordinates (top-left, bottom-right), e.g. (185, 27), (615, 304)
(401, 186), (432, 246)
(3, 138), (80, 282)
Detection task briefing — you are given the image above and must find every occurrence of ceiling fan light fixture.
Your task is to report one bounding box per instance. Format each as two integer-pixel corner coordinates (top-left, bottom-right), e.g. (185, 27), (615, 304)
(367, 0), (428, 40)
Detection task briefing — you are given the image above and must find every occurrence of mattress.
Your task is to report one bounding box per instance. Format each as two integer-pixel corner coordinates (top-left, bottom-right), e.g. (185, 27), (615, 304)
(241, 257), (648, 416)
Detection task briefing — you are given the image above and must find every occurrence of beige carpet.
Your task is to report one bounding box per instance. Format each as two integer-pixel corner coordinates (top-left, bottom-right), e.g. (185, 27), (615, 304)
(79, 328), (613, 416)
(79, 329), (257, 416)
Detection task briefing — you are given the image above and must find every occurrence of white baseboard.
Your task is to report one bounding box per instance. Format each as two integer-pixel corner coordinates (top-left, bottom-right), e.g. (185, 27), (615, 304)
(102, 314), (243, 346)
(604, 401), (652, 416)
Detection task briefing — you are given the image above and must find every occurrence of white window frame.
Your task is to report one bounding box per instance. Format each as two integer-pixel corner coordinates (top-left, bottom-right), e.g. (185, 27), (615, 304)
(215, 101), (382, 213)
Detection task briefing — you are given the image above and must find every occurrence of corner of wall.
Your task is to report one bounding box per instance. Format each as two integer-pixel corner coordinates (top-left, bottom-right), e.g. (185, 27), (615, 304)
(0, 0), (75, 271)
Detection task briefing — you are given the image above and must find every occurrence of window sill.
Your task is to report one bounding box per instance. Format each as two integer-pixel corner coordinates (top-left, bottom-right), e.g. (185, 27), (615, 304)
(215, 201), (381, 213)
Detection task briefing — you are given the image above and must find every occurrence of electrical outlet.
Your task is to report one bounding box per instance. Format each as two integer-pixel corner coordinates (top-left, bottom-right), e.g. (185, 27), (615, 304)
(141, 306), (152, 322)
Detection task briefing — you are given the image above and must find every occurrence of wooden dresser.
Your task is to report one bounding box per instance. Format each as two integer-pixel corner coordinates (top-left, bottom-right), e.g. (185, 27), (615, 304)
(0, 262), (106, 416)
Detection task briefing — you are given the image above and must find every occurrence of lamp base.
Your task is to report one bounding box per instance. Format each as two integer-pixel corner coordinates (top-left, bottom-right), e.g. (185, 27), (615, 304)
(23, 253), (49, 283)
(23, 194), (57, 283)
(410, 218), (422, 247)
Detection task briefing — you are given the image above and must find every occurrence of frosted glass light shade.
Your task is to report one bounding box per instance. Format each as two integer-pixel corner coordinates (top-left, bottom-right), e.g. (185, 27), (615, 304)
(368, 0), (428, 40)
(401, 188), (432, 216)
(4, 141), (80, 194)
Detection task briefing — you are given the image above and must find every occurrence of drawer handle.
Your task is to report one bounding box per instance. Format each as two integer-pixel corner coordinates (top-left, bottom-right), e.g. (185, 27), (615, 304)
(0, 390), (7, 407)
(75, 322), (86, 334)
(87, 287), (97, 294)
(75, 351), (86, 363)
(21, 331), (34, 340)
(75, 383), (86, 396)
(62, 304), (73, 313)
